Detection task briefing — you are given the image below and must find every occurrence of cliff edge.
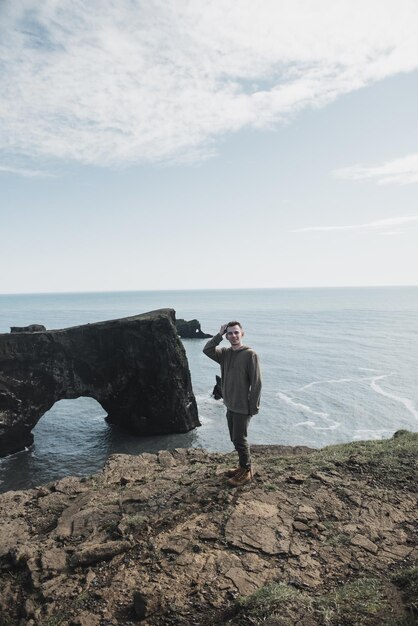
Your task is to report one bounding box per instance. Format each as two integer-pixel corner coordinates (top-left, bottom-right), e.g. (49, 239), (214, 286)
(0, 431), (417, 626)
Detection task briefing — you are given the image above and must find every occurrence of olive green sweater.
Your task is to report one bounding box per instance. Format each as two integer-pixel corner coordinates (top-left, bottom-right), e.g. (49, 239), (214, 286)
(203, 333), (262, 415)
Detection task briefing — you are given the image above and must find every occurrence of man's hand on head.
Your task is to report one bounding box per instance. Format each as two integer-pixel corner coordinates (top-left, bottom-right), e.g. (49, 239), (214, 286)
(219, 323), (228, 336)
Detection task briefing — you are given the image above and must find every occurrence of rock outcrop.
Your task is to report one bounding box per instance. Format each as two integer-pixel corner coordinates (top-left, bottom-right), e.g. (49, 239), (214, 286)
(0, 431), (416, 625)
(10, 324), (46, 333)
(175, 319), (212, 339)
(0, 309), (199, 457)
(212, 374), (222, 400)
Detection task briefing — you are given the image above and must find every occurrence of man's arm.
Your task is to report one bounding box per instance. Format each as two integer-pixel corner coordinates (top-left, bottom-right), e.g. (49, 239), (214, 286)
(248, 352), (262, 416)
(202, 324), (227, 363)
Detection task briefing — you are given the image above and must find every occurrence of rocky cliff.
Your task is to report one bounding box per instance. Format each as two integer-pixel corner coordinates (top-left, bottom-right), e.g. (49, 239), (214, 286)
(0, 309), (199, 457)
(0, 431), (416, 626)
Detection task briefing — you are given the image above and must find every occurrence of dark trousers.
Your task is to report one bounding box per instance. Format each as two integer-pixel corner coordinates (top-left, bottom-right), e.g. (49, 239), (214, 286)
(226, 409), (252, 468)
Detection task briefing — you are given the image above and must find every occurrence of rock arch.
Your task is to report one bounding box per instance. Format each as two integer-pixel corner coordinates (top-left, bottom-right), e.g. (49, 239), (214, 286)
(0, 309), (199, 456)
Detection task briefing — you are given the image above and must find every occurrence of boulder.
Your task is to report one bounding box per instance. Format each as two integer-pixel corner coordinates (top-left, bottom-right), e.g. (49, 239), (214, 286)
(0, 309), (199, 456)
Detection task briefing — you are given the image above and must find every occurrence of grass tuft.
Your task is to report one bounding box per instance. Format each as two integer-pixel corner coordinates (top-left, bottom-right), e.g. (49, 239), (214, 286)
(225, 574), (417, 625)
(392, 565), (418, 616)
(226, 582), (313, 625)
(124, 513), (149, 529)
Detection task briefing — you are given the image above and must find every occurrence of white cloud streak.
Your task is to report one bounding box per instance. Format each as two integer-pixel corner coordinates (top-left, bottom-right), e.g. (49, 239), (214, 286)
(293, 215), (418, 233)
(334, 153), (418, 185)
(0, 165), (53, 178)
(1, 0), (418, 166)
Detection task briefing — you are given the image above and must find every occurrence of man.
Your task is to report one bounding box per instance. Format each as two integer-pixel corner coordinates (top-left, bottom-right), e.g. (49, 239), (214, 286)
(203, 321), (262, 487)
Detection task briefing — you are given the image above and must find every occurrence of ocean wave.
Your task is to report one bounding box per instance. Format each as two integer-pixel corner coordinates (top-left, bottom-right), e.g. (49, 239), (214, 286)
(197, 414), (214, 425)
(195, 394), (221, 405)
(277, 370), (418, 432)
(311, 419), (341, 431)
(276, 392), (329, 418)
(195, 393), (224, 425)
(276, 391), (341, 431)
(370, 374), (418, 421)
(299, 377), (371, 391)
(292, 417), (341, 431)
(280, 374), (375, 395)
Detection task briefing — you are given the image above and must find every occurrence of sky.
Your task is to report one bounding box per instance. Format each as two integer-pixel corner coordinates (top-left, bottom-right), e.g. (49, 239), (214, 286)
(1, 0), (418, 294)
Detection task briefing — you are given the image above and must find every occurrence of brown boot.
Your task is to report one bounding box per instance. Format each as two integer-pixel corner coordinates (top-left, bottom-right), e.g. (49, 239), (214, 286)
(227, 466), (253, 487)
(223, 467), (241, 478)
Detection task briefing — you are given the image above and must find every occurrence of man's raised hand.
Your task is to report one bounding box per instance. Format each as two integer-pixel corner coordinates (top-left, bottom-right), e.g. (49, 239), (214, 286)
(219, 323), (228, 336)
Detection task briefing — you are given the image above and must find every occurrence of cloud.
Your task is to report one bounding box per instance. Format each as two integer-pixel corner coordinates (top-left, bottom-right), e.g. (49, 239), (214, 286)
(334, 153), (418, 185)
(0, 164), (53, 178)
(292, 215), (418, 233)
(1, 0), (418, 166)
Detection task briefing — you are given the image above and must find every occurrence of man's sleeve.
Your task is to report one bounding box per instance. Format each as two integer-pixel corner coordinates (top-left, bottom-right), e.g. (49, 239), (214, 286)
(248, 352), (262, 416)
(202, 333), (224, 363)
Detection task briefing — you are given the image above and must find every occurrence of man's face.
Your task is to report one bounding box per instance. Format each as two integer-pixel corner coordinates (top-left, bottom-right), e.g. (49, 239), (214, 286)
(225, 324), (244, 348)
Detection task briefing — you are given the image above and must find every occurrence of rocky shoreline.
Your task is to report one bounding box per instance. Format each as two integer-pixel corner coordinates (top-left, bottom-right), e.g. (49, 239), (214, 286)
(0, 431), (417, 625)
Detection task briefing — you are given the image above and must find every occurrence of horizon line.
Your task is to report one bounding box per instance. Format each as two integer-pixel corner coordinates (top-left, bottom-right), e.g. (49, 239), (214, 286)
(1, 283), (418, 297)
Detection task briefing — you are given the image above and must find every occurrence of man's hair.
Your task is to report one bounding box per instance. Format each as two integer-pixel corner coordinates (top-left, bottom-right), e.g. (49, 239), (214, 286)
(226, 321), (242, 330)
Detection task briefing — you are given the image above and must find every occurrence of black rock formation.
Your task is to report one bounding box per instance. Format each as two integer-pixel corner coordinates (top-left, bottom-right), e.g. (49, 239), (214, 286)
(213, 375), (222, 400)
(0, 309), (199, 457)
(10, 324), (46, 333)
(176, 319), (212, 338)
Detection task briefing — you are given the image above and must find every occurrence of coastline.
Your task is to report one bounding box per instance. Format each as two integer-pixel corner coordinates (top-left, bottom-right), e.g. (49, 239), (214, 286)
(1, 286), (418, 493)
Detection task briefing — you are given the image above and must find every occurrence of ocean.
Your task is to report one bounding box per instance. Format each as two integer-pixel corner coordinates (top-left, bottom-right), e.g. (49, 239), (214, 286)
(0, 286), (417, 493)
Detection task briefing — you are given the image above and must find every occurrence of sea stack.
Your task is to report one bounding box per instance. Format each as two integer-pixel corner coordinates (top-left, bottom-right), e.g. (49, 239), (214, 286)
(0, 309), (199, 456)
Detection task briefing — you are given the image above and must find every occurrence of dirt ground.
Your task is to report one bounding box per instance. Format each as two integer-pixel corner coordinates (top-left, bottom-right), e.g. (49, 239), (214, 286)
(0, 431), (417, 625)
